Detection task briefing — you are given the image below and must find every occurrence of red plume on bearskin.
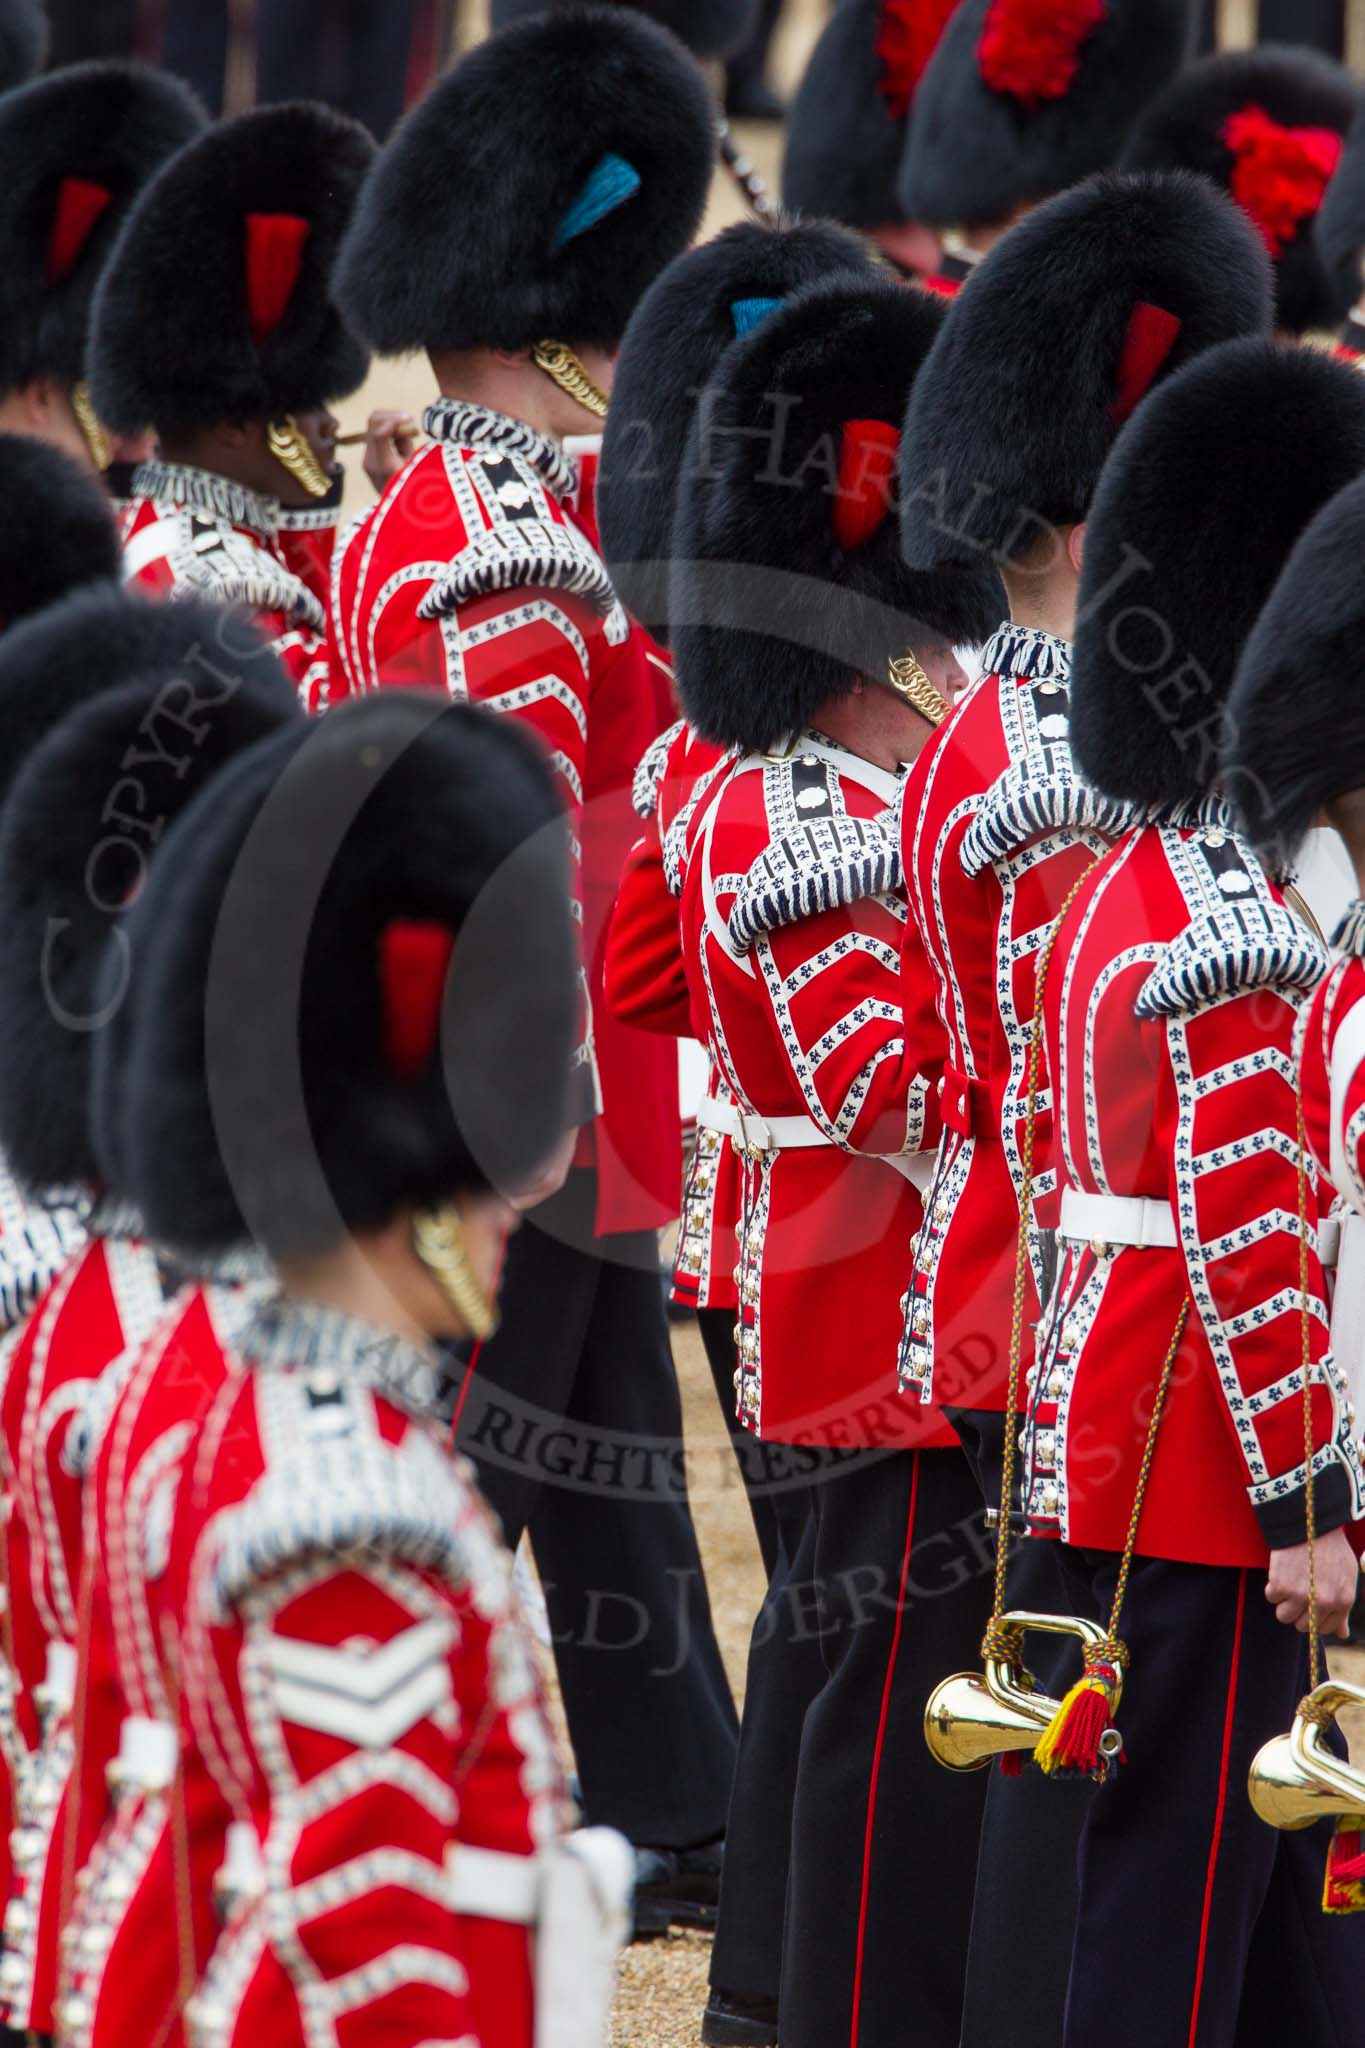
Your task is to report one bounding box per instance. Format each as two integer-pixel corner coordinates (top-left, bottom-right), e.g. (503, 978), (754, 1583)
(1112, 300), (1181, 422)
(833, 418), (900, 552)
(45, 176), (112, 283)
(380, 919), (455, 1081)
(1222, 104), (1342, 258)
(245, 211), (311, 346)
(874, 0), (960, 120)
(977, 0), (1105, 110)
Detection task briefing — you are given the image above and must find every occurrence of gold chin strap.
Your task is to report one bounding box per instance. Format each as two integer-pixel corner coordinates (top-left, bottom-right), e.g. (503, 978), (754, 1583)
(412, 1202), (500, 1342)
(266, 415), (333, 499)
(71, 382), (112, 472)
(888, 652), (952, 728)
(531, 340), (609, 421)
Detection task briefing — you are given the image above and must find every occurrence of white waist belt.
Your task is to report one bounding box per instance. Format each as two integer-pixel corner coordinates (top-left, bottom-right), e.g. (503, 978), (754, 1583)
(697, 1095), (935, 1190)
(447, 1844), (540, 1924)
(1059, 1190), (1178, 1250)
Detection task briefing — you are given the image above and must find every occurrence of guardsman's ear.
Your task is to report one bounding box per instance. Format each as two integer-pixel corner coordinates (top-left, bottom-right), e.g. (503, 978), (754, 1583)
(1066, 522), (1086, 577)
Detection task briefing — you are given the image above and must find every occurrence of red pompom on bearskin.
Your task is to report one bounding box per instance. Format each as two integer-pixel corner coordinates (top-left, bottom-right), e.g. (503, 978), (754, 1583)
(874, 0), (960, 120)
(1222, 103), (1343, 258)
(977, 0), (1105, 110)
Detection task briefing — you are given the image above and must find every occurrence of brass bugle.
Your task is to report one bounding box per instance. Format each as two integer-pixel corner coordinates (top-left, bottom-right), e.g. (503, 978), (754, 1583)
(1248, 1680), (1365, 1831)
(924, 1610), (1126, 1773)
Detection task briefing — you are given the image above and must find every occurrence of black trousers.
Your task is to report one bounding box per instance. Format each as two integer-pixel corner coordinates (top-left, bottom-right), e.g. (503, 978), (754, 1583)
(708, 1451), (824, 1998)
(455, 1171), (738, 1848)
(1047, 1544), (1365, 2048)
(780, 1444), (990, 2048)
(697, 1304), (787, 1583)
(947, 1409), (1093, 2048)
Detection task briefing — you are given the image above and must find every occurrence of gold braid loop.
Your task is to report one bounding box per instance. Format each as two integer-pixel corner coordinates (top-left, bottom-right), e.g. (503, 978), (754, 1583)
(532, 340), (609, 420)
(888, 653), (951, 728)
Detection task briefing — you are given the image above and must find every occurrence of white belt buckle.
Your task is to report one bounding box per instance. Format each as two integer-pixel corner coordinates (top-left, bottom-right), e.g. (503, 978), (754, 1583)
(733, 1106), (772, 1160)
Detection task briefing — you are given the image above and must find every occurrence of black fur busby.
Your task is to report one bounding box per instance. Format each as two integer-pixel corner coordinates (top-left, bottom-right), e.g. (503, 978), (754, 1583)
(898, 0), (1193, 229)
(334, 8), (716, 357)
(0, 0), (45, 90)
(103, 694), (577, 1259)
(0, 586), (288, 823)
(89, 102), (373, 437)
(1070, 339), (1365, 816)
(1121, 49), (1360, 336)
(0, 434), (120, 629)
(671, 272), (1004, 754)
(783, 0), (958, 228)
(489, 0), (756, 60)
(0, 610), (299, 1196)
(1315, 103), (1365, 323)
(0, 62), (204, 398)
(1223, 475), (1365, 866)
(898, 172), (1273, 573)
(597, 216), (873, 640)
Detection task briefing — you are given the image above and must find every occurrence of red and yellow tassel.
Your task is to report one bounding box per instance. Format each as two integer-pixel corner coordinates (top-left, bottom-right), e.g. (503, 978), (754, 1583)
(1034, 1642), (1127, 1783)
(1324, 1817), (1365, 1914)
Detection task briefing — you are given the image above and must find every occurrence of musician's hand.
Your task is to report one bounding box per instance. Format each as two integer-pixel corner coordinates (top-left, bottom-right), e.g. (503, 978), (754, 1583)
(362, 408), (420, 494)
(1266, 1529), (1359, 1639)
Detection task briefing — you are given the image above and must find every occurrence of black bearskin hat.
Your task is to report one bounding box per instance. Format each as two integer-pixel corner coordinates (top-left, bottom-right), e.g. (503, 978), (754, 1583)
(1121, 48), (1359, 336)
(89, 102), (374, 437)
(489, 0), (756, 60)
(783, 0), (959, 229)
(0, 61), (204, 397)
(0, 606), (298, 1195)
(0, 587), (289, 823)
(1315, 103), (1365, 324)
(1223, 475), (1365, 867)
(898, 0), (1192, 229)
(104, 694), (577, 1260)
(0, 0), (45, 91)
(1070, 339), (1365, 816)
(598, 216), (874, 640)
(671, 271), (1004, 755)
(0, 435), (120, 630)
(898, 172), (1272, 573)
(334, 8), (716, 357)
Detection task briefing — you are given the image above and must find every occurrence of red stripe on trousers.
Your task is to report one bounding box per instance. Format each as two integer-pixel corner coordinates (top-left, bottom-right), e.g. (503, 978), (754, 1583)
(1186, 1566), (1247, 2048)
(446, 1235), (509, 1444)
(848, 1451), (921, 2048)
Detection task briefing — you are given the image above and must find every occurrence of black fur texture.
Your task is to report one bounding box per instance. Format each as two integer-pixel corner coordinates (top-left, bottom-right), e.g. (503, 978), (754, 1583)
(0, 0), (45, 91)
(0, 434), (120, 627)
(1223, 475), (1365, 865)
(898, 0), (1192, 228)
(1071, 339), (1365, 814)
(1121, 48), (1360, 336)
(0, 587), (287, 821)
(0, 61), (204, 395)
(106, 695), (577, 1260)
(671, 271), (1004, 754)
(598, 216), (873, 639)
(898, 172), (1273, 573)
(334, 8), (716, 356)
(489, 0), (756, 59)
(783, 0), (917, 228)
(0, 641), (298, 1194)
(1316, 102), (1365, 323)
(90, 102), (373, 436)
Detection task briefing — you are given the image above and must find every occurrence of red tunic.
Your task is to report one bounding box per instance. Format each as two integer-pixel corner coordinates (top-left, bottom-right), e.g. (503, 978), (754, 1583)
(1019, 816), (1365, 1569)
(327, 398), (680, 1233)
(897, 624), (1133, 1415)
(59, 1281), (252, 2048)
(605, 718), (740, 1310)
(145, 1297), (567, 2048)
(0, 1224), (166, 2034)
(117, 462), (332, 714)
(677, 732), (950, 1448)
(275, 501), (344, 615)
(1299, 905), (1365, 1210)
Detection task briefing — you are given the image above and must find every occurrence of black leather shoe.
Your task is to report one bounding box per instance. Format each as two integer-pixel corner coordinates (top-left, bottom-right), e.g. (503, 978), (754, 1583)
(701, 1988), (780, 2046)
(631, 1838), (723, 1938)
